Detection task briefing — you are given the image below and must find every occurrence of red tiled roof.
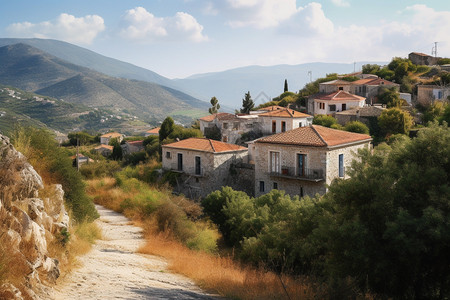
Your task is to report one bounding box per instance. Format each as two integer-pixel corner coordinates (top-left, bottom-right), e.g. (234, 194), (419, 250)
(258, 108), (311, 118)
(146, 127), (160, 134)
(199, 113), (235, 122)
(320, 79), (353, 86)
(258, 105), (285, 111)
(100, 132), (122, 138)
(352, 78), (375, 85)
(314, 90), (366, 102)
(95, 145), (113, 150)
(127, 140), (143, 146)
(256, 125), (371, 147)
(162, 138), (247, 153)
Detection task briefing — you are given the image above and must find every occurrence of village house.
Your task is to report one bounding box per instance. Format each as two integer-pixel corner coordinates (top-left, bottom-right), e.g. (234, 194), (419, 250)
(308, 90), (366, 116)
(100, 132), (123, 145)
(250, 125), (372, 198)
(350, 77), (399, 105)
(94, 144), (113, 157)
(122, 140), (145, 155)
(257, 108), (313, 135)
(335, 106), (385, 127)
(70, 153), (93, 166)
(144, 127), (160, 137)
(318, 79), (353, 93)
(416, 85), (450, 106)
(408, 52), (440, 66)
(161, 138), (248, 198)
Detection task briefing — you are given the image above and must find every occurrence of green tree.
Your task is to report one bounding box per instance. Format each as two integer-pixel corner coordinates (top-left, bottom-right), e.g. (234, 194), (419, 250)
(321, 123), (450, 298)
(159, 116), (175, 143)
(313, 115), (338, 128)
(208, 96), (220, 114)
(344, 121), (370, 134)
(378, 87), (403, 108)
(240, 91), (255, 114)
(284, 79), (288, 92)
(378, 107), (413, 136)
(67, 131), (96, 146)
(362, 64), (381, 74)
(109, 138), (123, 160)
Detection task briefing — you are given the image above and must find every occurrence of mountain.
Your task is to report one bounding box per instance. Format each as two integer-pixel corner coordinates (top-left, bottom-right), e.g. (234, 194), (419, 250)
(174, 62), (387, 108)
(0, 43), (209, 122)
(0, 38), (174, 88)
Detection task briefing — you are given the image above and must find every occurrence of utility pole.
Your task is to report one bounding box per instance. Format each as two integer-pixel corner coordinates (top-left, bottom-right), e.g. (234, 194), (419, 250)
(76, 137), (79, 172)
(354, 62), (356, 72)
(432, 42), (438, 57)
(307, 71), (312, 82)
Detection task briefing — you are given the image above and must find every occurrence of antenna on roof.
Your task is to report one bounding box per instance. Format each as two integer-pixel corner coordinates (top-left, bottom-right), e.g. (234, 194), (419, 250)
(432, 42), (438, 57)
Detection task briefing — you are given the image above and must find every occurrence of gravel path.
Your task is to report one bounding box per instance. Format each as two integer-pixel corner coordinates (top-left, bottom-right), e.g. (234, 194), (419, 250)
(49, 205), (220, 299)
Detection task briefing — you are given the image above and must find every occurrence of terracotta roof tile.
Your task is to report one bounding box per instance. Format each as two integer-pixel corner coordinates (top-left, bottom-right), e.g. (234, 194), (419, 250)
(314, 90), (366, 102)
(256, 125), (371, 147)
(146, 127), (160, 134)
(100, 132), (122, 138)
(258, 108), (312, 118)
(162, 138), (247, 153)
(259, 105), (285, 111)
(199, 113), (235, 122)
(95, 145), (113, 150)
(126, 140), (143, 146)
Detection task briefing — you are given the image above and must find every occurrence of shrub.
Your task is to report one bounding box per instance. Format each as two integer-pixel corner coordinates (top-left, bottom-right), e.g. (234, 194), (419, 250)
(344, 121), (370, 134)
(313, 115), (338, 128)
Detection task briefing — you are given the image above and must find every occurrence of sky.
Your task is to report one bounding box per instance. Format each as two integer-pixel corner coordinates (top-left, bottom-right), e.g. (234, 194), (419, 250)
(1, 0), (450, 79)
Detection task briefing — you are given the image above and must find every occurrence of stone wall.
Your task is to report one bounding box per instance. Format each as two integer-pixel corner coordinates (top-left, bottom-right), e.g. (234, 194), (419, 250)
(0, 134), (69, 299)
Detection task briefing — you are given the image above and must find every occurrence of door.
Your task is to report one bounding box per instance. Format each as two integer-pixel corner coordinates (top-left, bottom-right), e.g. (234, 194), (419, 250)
(270, 151), (280, 173)
(177, 153), (183, 171)
(297, 153), (306, 176)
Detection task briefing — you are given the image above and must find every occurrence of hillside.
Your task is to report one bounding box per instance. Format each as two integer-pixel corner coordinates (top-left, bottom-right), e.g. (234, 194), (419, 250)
(0, 43), (209, 122)
(0, 84), (152, 135)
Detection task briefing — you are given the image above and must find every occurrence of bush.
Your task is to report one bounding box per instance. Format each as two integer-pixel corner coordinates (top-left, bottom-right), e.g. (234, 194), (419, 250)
(313, 115), (338, 128)
(344, 121), (370, 134)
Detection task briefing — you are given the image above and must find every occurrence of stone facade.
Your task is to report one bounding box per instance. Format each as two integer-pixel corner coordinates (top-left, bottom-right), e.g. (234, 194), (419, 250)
(416, 85), (450, 106)
(408, 52), (440, 66)
(162, 145), (248, 199)
(253, 139), (371, 198)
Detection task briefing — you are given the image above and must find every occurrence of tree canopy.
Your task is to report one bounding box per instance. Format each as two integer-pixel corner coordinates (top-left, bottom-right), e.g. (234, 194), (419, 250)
(208, 96), (220, 114)
(240, 91), (255, 114)
(378, 107), (413, 136)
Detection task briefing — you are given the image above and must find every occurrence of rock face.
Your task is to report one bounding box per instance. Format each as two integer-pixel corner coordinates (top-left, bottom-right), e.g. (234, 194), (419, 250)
(0, 134), (69, 299)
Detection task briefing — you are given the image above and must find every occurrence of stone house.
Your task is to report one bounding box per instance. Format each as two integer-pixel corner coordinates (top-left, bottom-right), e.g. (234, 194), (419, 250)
(162, 138), (249, 198)
(94, 145), (113, 156)
(122, 140), (145, 155)
(350, 77), (399, 105)
(257, 108), (313, 135)
(144, 127), (160, 137)
(251, 125), (372, 198)
(100, 132), (123, 145)
(308, 90), (366, 116)
(408, 52), (440, 66)
(416, 85), (450, 106)
(335, 106), (385, 126)
(318, 79), (353, 93)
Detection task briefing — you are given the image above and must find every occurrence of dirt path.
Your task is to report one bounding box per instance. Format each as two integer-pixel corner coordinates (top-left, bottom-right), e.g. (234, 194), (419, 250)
(50, 205), (220, 299)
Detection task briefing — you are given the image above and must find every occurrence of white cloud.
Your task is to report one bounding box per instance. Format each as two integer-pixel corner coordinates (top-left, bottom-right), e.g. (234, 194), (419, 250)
(331, 0), (350, 7)
(6, 13), (105, 44)
(120, 7), (208, 42)
(223, 0), (298, 29)
(282, 2), (334, 36)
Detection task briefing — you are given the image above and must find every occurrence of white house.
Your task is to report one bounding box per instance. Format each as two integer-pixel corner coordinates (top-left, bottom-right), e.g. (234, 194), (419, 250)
(257, 108), (313, 135)
(310, 90), (366, 116)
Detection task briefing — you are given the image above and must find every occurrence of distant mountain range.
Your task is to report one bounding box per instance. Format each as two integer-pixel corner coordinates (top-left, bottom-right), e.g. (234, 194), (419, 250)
(0, 42), (209, 122)
(0, 38), (387, 115)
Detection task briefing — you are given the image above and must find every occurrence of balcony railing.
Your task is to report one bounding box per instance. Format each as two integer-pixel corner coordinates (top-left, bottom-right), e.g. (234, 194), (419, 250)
(269, 166), (324, 182)
(170, 163), (205, 177)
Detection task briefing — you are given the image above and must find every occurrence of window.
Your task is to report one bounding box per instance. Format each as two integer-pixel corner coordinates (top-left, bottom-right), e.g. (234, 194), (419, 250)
(300, 186), (304, 197)
(166, 151), (171, 159)
(223, 122), (228, 129)
(342, 103), (346, 111)
(298, 122), (302, 127)
(177, 153), (183, 171)
(329, 104), (336, 112)
(272, 121), (276, 133)
(318, 103), (325, 110)
(297, 153), (306, 176)
(259, 181), (265, 192)
(270, 151), (280, 173)
(281, 121), (286, 132)
(195, 156), (201, 175)
(273, 182), (278, 190)
(233, 122), (239, 130)
(339, 154), (344, 177)
(339, 86), (343, 90)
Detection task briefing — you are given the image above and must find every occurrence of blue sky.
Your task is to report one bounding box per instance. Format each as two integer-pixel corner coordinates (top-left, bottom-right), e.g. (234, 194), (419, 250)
(1, 0), (449, 78)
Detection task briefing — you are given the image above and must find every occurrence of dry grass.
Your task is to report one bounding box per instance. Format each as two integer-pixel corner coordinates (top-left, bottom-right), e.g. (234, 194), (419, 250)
(139, 233), (317, 300)
(87, 177), (317, 299)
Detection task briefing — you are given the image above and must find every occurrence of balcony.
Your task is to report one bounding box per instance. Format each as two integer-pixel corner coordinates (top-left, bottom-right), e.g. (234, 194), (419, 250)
(170, 163), (205, 177)
(269, 166), (324, 182)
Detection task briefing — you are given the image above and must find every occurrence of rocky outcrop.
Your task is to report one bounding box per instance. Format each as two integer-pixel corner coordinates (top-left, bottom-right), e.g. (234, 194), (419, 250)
(0, 135), (69, 299)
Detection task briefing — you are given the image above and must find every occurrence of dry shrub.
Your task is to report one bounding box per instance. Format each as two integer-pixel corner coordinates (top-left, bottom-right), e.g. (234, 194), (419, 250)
(139, 233), (316, 300)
